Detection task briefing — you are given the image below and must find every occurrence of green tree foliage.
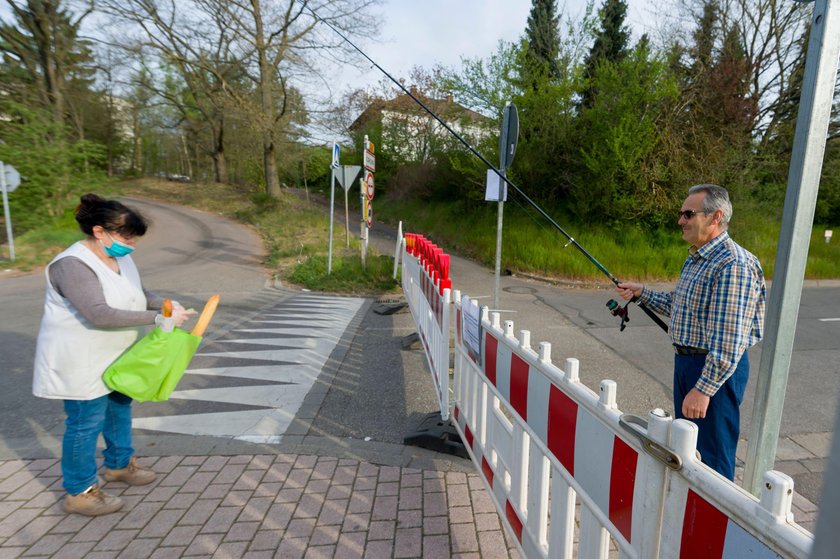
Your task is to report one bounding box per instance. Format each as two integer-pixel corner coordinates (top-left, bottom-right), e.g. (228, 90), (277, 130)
(523, 0), (562, 80)
(0, 101), (106, 233)
(575, 42), (680, 227)
(580, 0), (631, 108)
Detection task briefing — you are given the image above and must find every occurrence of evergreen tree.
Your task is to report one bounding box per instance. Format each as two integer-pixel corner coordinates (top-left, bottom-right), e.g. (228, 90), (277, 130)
(523, 0), (561, 81)
(580, 0), (631, 108)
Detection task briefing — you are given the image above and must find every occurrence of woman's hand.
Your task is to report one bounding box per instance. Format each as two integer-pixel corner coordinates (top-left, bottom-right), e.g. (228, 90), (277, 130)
(171, 301), (197, 327)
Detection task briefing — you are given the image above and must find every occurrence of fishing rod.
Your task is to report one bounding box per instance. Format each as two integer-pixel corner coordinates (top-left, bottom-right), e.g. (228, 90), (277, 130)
(303, 4), (668, 334)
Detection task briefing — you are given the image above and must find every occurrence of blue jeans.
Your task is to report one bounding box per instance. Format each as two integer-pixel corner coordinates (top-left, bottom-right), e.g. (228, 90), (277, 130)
(62, 392), (134, 495)
(674, 352), (749, 480)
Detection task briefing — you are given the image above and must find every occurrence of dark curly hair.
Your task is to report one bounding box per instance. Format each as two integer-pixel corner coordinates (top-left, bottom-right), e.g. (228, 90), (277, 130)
(75, 193), (149, 237)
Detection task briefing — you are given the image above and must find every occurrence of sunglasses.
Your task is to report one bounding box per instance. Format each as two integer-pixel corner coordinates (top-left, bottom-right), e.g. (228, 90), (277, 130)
(678, 210), (710, 220)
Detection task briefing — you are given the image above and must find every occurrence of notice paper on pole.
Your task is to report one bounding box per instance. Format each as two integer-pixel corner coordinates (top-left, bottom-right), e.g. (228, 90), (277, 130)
(460, 295), (482, 364)
(484, 169), (506, 202)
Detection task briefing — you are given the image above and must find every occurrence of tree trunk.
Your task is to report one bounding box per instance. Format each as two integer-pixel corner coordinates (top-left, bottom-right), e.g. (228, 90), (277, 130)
(264, 138), (281, 196)
(212, 119), (227, 183)
(132, 108), (142, 174)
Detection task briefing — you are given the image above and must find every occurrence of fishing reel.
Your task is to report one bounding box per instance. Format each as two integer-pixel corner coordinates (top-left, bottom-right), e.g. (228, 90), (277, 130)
(606, 299), (631, 331)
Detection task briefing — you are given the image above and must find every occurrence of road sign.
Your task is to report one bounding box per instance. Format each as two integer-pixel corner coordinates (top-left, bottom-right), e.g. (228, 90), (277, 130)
(364, 171), (375, 200)
(364, 198), (373, 228)
(332, 142), (340, 169)
(364, 150), (375, 172)
(499, 103), (519, 171)
(2, 164), (20, 193)
(335, 165), (361, 191)
(365, 138), (375, 154)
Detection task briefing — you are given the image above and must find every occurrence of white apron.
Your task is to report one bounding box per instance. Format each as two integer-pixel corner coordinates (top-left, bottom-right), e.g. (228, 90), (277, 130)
(32, 242), (147, 400)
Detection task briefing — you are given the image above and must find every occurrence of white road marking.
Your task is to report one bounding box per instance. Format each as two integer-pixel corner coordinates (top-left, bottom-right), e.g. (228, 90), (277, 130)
(818, 318), (840, 322)
(133, 294), (364, 442)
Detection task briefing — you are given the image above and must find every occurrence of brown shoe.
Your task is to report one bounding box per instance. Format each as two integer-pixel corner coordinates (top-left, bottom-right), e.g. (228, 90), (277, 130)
(64, 484), (124, 516)
(104, 457), (156, 486)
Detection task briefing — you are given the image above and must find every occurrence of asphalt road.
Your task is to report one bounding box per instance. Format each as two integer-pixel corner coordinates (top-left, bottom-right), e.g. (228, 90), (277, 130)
(2, 196), (838, 473)
(368, 222), (840, 437)
(0, 198), (273, 458)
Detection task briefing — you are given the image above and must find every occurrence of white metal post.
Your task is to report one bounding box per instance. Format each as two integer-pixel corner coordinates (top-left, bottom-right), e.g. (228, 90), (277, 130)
(0, 162), (15, 262)
(327, 167), (335, 274)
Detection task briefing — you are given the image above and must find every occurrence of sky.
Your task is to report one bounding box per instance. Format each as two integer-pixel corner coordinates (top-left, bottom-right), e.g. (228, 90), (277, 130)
(342, 0), (659, 92)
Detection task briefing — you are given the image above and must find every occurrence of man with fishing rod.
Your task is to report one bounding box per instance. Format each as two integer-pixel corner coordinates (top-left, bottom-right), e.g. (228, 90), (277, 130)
(616, 184), (766, 480)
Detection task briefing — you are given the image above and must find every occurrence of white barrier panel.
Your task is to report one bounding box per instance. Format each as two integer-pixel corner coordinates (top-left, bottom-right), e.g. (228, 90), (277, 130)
(401, 234), (452, 421)
(658, 420), (813, 559)
(451, 291), (814, 559)
(452, 293), (669, 559)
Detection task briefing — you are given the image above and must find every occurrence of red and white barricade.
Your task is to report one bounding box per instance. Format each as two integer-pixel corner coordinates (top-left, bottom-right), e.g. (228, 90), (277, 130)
(657, 420), (812, 559)
(401, 233), (452, 421)
(451, 292), (813, 559)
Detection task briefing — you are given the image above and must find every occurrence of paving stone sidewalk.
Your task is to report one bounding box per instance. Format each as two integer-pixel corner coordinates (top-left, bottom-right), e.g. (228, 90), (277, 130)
(0, 454), (521, 559)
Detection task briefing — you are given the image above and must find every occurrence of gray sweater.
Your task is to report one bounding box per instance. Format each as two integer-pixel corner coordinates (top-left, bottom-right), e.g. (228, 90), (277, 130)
(49, 257), (162, 328)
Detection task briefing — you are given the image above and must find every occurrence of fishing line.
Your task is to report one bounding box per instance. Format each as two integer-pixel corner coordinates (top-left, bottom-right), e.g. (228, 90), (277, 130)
(302, 3), (668, 333)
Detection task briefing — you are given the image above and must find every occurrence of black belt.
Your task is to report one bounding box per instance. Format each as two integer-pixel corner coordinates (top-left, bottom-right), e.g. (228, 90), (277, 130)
(674, 345), (708, 355)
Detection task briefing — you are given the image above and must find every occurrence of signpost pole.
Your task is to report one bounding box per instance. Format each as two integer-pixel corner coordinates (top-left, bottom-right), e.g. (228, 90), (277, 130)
(344, 178), (350, 247)
(328, 167), (335, 274)
(328, 142), (340, 275)
(359, 178), (366, 269)
(0, 161), (15, 262)
(492, 104), (518, 309)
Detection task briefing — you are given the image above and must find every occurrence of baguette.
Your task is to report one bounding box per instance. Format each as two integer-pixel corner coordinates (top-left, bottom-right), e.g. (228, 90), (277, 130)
(190, 294), (220, 337)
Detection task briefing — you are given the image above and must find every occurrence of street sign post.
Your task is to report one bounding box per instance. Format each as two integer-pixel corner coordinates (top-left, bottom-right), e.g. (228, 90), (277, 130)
(0, 161), (18, 262)
(328, 143), (341, 274)
(493, 103), (519, 309)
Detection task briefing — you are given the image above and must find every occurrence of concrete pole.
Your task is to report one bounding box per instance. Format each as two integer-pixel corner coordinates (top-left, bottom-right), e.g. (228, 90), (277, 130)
(743, 0), (840, 496)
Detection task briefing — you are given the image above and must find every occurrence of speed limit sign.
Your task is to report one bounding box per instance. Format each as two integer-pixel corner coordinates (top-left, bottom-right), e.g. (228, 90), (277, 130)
(364, 171), (375, 200)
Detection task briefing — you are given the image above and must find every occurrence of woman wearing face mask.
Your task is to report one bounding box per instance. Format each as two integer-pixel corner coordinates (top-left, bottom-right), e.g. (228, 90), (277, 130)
(33, 193), (194, 516)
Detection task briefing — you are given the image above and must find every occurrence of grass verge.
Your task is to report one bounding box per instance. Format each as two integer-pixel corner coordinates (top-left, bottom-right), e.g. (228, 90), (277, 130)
(375, 198), (840, 281)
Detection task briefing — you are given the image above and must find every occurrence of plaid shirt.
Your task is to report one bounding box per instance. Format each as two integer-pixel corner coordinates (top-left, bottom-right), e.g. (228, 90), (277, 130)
(640, 231), (766, 396)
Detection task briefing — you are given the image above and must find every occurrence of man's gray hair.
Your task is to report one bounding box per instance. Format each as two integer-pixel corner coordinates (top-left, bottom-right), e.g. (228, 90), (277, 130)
(689, 184), (732, 227)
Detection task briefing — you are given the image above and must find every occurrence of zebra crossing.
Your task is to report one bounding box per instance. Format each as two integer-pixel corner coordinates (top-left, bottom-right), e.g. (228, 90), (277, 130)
(132, 293), (365, 443)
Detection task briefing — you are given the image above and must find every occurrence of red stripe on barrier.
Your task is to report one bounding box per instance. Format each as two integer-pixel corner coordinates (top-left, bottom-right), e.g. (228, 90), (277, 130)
(465, 424), (474, 450)
(481, 457), (494, 487)
(509, 353), (530, 421)
(484, 334), (498, 385)
(547, 385), (578, 475)
(609, 436), (638, 543)
(680, 489), (727, 559)
(454, 406), (460, 421)
(505, 500), (524, 542)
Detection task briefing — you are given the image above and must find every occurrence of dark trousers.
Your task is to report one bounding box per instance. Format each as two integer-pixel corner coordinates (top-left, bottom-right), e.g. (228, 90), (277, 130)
(674, 352), (749, 480)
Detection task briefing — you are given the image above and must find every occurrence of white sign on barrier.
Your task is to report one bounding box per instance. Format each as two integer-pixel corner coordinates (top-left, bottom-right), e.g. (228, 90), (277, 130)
(460, 295), (482, 363)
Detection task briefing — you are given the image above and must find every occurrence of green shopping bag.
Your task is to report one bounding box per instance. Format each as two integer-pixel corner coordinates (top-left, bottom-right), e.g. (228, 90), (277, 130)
(102, 327), (202, 402)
